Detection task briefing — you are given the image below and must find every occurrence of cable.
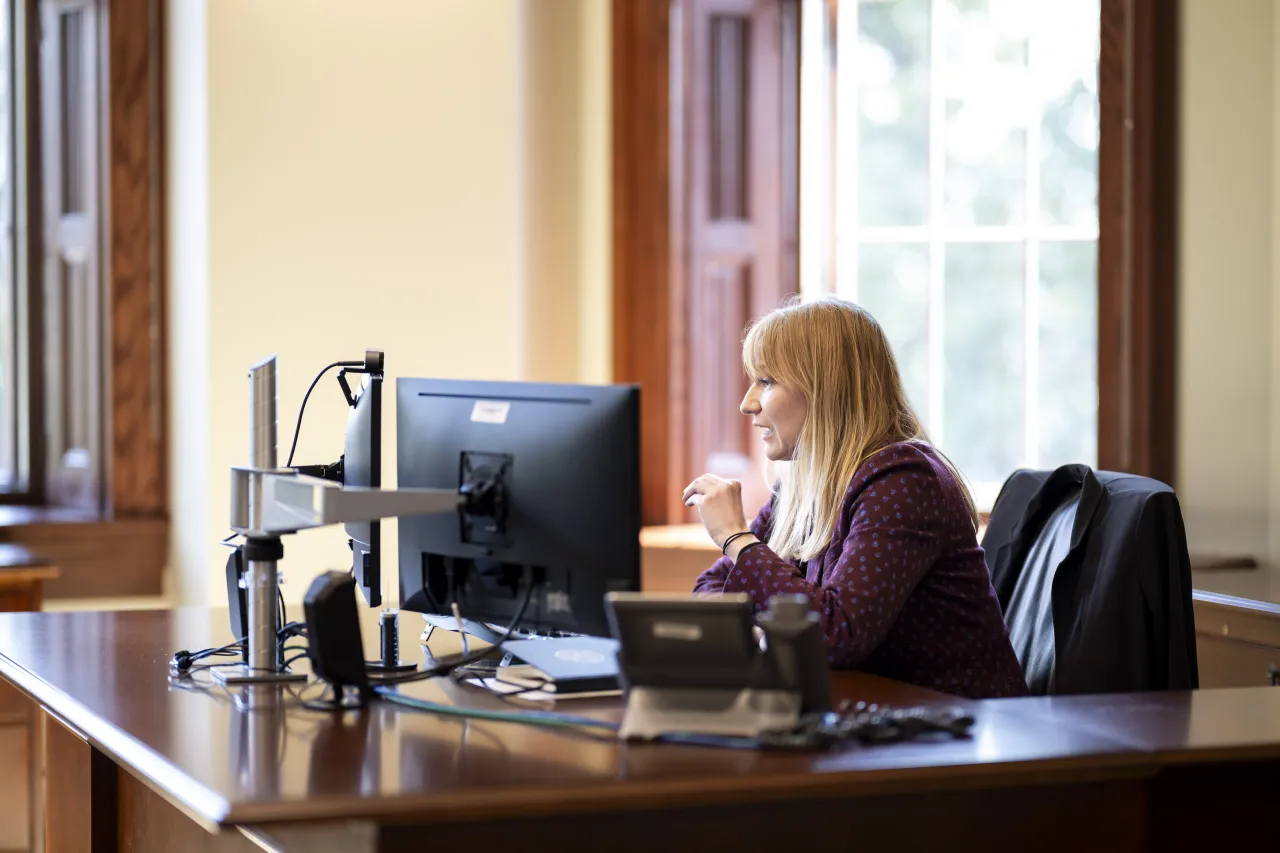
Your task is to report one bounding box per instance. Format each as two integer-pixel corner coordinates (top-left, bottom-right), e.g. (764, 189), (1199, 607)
(171, 635), (247, 673)
(284, 360), (365, 467)
(372, 686), (619, 732)
(377, 581), (537, 686)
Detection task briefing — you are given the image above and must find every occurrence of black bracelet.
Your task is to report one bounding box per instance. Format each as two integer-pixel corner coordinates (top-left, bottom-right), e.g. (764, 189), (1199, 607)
(720, 530), (754, 555)
(734, 541), (769, 561)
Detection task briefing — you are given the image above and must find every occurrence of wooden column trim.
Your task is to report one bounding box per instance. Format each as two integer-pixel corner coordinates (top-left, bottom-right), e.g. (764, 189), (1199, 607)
(612, 0), (682, 526)
(106, 0), (167, 518)
(1097, 0), (1179, 485)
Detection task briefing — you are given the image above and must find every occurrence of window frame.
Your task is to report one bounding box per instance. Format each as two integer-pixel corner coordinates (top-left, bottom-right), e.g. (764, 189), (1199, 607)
(0, 0), (167, 602)
(796, 0), (1104, 505)
(0, 0), (45, 506)
(612, 0), (1179, 526)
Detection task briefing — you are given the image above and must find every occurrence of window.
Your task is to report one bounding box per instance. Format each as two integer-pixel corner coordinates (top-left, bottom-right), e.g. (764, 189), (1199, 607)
(0, 0), (17, 492)
(614, 0), (1173, 527)
(0, 0), (167, 599)
(0, 0), (107, 508)
(799, 0), (1100, 506)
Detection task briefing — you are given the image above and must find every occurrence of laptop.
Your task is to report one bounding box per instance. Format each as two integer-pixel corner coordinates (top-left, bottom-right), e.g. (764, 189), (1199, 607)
(500, 636), (621, 694)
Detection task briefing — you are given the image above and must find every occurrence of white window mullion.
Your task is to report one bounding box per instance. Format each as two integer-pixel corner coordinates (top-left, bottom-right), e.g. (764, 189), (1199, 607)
(799, 0), (835, 295)
(1023, 27), (1041, 469)
(926, 0), (945, 443)
(859, 225), (1097, 244)
(834, 0), (859, 301)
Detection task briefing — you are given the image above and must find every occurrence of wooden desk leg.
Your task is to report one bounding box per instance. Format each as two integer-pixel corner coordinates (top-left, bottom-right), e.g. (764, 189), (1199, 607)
(42, 709), (117, 853)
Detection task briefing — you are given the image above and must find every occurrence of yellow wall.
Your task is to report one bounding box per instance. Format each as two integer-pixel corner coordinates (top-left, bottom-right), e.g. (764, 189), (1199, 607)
(166, 0), (611, 606)
(1178, 0), (1275, 560)
(167, 0), (1280, 603)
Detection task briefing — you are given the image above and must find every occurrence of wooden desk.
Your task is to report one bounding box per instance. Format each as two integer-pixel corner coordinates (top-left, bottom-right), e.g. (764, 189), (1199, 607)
(1, 609), (1279, 853)
(0, 545), (56, 853)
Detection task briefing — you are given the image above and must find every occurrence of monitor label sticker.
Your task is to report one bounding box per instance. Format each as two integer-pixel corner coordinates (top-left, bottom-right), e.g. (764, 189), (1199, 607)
(653, 622), (703, 642)
(470, 400), (511, 424)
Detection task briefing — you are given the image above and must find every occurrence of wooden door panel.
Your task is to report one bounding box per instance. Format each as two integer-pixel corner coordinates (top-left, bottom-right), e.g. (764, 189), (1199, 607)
(682, 0), (788, 521)
(40, 0), (103, 512)
(613, 0), (797, 526)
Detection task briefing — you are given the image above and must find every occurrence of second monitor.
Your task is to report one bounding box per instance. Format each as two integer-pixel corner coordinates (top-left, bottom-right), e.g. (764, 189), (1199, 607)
(396, 378), (641, 638)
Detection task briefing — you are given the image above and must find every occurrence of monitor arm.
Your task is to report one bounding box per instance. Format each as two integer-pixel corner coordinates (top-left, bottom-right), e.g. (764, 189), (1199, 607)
(231, 469), (464, 537)
(222, 354), (463, 687)
(292, 457), (344, 483)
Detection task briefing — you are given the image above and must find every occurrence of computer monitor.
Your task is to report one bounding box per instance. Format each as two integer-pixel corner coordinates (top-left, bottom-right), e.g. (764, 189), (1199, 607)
(343, 373), (382, 607)
(396, 378), (640, 638)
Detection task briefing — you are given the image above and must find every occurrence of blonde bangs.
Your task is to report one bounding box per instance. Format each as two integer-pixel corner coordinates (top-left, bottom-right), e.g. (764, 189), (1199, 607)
(741, 310), (790, 383)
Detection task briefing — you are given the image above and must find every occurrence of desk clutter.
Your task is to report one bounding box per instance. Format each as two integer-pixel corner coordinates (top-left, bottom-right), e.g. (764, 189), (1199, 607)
(168, 570), (975, 752)
(167, 350), (976, 752)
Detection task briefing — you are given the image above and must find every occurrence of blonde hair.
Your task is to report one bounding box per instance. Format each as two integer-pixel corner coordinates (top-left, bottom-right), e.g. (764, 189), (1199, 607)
(743, 296), (978, 561)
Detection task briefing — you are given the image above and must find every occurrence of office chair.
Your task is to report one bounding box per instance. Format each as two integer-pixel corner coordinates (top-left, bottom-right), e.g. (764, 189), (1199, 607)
(983, 465), (1199, 695)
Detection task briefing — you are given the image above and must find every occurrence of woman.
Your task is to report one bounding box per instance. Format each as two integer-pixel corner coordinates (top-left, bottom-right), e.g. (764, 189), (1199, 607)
(687, 298), (1027, 699)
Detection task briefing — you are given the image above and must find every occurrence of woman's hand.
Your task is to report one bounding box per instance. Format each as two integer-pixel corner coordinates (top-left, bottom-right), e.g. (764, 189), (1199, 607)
(682, 474), (749, 550)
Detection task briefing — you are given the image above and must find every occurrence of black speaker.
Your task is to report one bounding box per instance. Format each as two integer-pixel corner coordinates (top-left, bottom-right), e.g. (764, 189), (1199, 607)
(303, 571), (370, 707)
(225, 548), (248, 659)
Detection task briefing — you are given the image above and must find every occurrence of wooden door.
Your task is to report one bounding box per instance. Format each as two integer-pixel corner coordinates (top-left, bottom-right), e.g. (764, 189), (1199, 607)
(677, 0), (797, 521)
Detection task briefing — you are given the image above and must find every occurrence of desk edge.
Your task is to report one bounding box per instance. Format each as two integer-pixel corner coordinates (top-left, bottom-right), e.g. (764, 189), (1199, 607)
(0, 652), (232, 830)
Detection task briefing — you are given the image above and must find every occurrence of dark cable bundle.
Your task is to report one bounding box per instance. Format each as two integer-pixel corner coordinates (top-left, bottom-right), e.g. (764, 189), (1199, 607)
(170, 637), (246, 674)
(756, 700), (976, 750)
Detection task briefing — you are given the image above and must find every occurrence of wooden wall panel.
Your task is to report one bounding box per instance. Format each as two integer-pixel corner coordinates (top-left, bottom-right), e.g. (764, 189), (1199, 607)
(612, 0), (680, 526)
(0, 724), (31, 851)
(107, 0), (166, 517)
(40, 0), (105, 511)
(614, 0), (798, 525)
(2, 515), (165, 598)
(684, 1), (787, 521)
(1097, 0), (1178, 485)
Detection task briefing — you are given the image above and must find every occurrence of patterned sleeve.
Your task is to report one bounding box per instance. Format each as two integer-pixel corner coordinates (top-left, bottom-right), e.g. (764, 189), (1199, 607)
(691, 495), (776, 596)
(701, 447), (947, 668)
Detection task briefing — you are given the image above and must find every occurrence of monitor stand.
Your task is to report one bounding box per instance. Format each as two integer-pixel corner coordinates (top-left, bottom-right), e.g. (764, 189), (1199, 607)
(419, 613), (533, 648)
(419, 615), (620, 690)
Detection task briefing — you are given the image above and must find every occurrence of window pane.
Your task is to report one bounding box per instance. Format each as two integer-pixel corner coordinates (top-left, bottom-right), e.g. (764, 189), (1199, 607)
(1039, 241), (1097, 467)
(857, 244), (929, 419)
(857, 0), (930, 227)
(0, 0), (14, 492)
(944, 243), (1023, 484)
(1037, 0), (1100, 228)
(943, 0), (1029, 226)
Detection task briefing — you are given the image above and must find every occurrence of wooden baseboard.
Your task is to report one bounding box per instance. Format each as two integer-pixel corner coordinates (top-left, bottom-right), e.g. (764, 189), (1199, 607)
(0, 515), (167, 599)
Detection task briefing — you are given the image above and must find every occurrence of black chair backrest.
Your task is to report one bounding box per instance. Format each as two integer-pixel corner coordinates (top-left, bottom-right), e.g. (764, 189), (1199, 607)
(1002, 489), (1079, 693)
(983, 467), (1198, 695)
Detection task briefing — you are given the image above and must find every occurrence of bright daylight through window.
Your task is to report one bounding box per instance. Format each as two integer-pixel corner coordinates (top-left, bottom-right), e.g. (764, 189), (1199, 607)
(800, 0), (1100, 507)
(0, 0), (15, 493)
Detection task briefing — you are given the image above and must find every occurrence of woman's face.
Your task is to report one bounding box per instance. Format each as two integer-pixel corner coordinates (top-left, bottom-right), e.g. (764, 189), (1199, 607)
(741, 377), (807, 461)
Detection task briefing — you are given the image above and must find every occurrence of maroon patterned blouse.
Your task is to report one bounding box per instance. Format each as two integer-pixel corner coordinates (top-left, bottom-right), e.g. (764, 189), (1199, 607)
(694, 441), (1028, 699)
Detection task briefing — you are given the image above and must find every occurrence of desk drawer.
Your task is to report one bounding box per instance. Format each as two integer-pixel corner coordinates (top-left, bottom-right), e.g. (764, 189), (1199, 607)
(1196, 634), (1278, 688)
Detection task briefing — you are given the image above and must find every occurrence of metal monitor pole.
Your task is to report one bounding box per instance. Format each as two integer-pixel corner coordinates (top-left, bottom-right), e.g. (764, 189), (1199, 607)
(217, 356), (306, 684)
